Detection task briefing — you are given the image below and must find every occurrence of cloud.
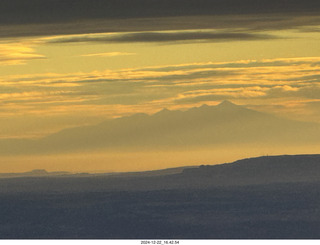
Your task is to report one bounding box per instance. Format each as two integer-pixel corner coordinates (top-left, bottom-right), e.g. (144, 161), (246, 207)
(2, 56), (320, 84)
(2, 0), (320, 25)
(3, 55), (320, 140)
(49, 31), (278, 44)
(173, 87), (269, 103)
(0, 43), (45, 65)
(1, 0), (320, 38)
(80, 52), (136, 57)
(174, 83), (320, 105)
(1, 57), (320, 122)
(0, 90), (97, 107)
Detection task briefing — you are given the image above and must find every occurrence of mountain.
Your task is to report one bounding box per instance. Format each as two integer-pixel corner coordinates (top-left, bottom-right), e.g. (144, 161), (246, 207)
(1, 100), (320, 154)
(181, 154), (320, 187)
(0, 166), (192, 179)
(1, 154), (320, 193)
(0, 169), (70, 178)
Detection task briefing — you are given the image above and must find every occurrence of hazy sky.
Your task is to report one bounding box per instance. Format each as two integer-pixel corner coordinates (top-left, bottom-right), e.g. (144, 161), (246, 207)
(1, 0), (320, 172)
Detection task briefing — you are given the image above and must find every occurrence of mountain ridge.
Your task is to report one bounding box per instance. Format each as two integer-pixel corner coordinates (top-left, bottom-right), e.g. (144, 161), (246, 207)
(0, 101), (320, 155)
(1, 154), (320, 192)
(2, 153), (320, 180)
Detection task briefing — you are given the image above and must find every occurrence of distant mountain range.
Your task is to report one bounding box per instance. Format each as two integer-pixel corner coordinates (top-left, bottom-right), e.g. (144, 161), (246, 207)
(1, 100), (320, 155)
(1, 154), (320, 192)
(0, 169), (70, 178)
(0, 166), (191, 179)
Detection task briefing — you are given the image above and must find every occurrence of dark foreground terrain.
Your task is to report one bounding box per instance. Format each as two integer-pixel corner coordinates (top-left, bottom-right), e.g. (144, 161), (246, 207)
(1, 155), (320, 239)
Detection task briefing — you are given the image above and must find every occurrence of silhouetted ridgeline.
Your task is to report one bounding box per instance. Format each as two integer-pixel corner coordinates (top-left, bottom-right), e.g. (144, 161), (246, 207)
(182, 154), (320, 186)
(0, 154), (320, 193)
(0, 169), (70, 178)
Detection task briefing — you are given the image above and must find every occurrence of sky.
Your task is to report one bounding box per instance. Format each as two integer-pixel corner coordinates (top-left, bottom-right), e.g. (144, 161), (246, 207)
(1, 0), (320, 172)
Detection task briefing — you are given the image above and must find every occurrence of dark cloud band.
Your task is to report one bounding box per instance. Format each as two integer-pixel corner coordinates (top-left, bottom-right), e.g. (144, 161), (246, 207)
(1, 0), (320, 38)
(48, 31), (278, 44)
(1, 0), (320, 25)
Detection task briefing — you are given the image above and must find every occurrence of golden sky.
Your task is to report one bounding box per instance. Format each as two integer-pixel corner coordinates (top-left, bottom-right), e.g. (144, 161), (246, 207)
(1, 0), (320, 172)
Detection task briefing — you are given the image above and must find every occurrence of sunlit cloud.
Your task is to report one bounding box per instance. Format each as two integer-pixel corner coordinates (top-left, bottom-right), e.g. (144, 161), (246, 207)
(81, 52), (136, 57)
(176, 87), (268, 102)
(1, 56), (320, 138)
(0, 43), (45, 65)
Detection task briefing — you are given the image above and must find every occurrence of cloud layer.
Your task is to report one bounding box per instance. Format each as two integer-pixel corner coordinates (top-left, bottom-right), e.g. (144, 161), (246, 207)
(2, 0), (320, 25)
(1, 57), (320, 133)
(0, 43), (45, 65)
(48, 31), (278, 44)
(81, 52), (136, 57)
(1, 0), (320, 38)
